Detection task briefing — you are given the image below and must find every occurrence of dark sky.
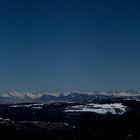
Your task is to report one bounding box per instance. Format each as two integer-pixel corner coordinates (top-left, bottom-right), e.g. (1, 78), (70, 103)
(0, 0), (140, 91)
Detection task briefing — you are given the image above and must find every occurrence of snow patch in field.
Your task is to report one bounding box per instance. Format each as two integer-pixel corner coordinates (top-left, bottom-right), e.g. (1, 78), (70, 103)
(64, 103), (127, 115)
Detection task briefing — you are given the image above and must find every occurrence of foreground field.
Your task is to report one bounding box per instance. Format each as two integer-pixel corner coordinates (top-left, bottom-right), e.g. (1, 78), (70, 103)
(0, 99), (140, 140)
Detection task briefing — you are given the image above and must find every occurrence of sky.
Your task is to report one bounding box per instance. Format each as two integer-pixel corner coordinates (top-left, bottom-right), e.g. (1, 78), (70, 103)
(0, 0), (140, 92)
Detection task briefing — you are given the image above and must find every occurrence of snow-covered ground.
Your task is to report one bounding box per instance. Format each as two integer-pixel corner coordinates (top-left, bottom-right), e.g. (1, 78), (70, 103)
(64, 103), (128, 115)
(10, 103), (44, 110)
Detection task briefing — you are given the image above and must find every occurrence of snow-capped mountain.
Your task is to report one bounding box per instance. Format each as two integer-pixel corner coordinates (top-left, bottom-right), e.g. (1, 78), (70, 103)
(0, 90), (139, 104)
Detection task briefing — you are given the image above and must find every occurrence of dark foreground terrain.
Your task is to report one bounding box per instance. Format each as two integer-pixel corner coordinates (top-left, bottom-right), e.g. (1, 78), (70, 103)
(0, 99), (140, 140)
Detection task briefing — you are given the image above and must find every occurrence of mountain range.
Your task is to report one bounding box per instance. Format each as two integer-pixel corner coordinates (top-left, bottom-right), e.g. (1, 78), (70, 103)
(0, 90), (140, 104)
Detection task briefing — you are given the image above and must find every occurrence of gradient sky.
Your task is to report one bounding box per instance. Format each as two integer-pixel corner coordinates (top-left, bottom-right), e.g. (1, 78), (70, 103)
(0, 0), (140, 91)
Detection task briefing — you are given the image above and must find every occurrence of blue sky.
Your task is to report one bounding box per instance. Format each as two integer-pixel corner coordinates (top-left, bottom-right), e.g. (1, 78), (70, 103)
(0, 0), (140, 91)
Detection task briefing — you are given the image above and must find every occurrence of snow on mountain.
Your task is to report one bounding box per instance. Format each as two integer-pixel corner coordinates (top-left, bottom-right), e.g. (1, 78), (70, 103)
(0, 90), (139, 103)
(8, 91), (25, 99)
(24, 92), (43, 99)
